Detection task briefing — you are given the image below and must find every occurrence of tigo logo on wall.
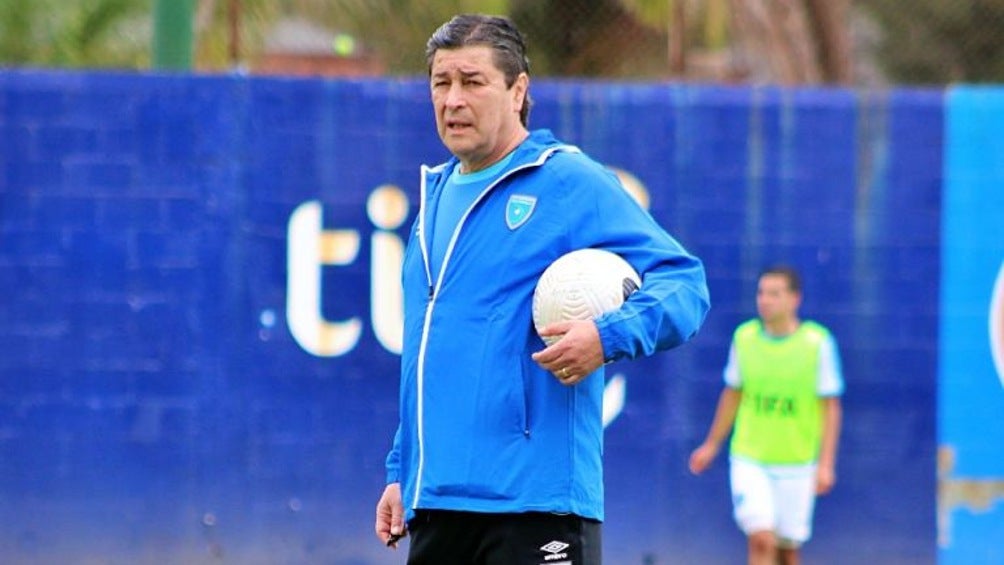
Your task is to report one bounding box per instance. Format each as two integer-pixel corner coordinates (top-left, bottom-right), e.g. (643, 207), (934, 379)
(991, 261), (1004, 387)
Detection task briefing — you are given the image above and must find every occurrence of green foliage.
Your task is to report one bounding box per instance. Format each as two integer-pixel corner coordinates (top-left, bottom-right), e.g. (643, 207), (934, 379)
(3, 0), (1002, 83)
(282, 0), (509, 74)
(0, 0), (150, 68)
(858, 0), (1004, 83)
(195, 0), (279, 70)
(0, 0), (34, 62)
(622, 0), (730, 49)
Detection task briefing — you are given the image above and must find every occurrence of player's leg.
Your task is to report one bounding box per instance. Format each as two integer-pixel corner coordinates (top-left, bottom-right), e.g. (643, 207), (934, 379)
(778, 545), (800, 565)
(730, 457), (778, 565)
(771, 464), (817, 565)
(747, 530), (778, 565)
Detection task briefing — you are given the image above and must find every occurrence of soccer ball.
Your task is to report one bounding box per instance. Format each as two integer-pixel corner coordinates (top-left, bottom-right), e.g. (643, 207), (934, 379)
(532, 248), (641, 346)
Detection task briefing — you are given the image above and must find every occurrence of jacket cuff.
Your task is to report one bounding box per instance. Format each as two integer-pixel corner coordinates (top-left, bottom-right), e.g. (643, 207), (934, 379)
(386, 467), (400, 484)
(595, 317), (626, 362)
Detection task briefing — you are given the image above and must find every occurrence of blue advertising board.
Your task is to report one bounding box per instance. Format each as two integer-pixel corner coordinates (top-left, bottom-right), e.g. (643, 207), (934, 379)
(0, 70), (949, 563)
(939, 87), (1004, 565)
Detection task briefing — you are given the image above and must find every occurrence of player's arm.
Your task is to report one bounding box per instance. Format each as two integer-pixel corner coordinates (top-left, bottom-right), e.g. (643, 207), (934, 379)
(816, 396), (842, 494)
(815, 333), (844, 495)
(689, 386), (741, 474)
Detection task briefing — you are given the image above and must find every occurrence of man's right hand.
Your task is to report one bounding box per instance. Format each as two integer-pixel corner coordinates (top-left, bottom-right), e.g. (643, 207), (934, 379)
(375, 482), (406, 548)
(688, 442), (720, 475)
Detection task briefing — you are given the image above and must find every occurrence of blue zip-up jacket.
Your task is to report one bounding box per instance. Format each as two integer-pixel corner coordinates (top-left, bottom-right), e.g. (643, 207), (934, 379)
(386, 129), (709, 522)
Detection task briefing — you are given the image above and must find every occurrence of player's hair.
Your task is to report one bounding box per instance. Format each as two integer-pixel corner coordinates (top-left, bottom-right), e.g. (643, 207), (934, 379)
(425, 14), (533, 127)
(760, 265), (802, 294)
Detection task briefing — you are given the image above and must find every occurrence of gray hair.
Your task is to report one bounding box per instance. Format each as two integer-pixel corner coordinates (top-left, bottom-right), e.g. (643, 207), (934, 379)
(425, 14), (533, 126)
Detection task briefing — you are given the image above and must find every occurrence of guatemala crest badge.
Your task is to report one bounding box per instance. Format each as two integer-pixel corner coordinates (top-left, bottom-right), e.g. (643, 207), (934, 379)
(505, 194), (537, 230)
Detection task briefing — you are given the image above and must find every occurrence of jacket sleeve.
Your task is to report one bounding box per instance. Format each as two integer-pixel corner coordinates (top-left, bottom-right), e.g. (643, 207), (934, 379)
(595, 244), (709, 361)
(385, 425), (402, 484)
(558, 155), (710, 360)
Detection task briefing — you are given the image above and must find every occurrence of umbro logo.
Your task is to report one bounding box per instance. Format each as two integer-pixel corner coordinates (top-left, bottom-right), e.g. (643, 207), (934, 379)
(540, 540), (570, 561)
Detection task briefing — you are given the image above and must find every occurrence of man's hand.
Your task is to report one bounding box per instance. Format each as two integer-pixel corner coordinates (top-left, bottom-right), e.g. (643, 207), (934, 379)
(816, 464), (837, 495)
(688, 442), (720, 475)
(375, 483), (406, 548)
(532, 320), (605, 385)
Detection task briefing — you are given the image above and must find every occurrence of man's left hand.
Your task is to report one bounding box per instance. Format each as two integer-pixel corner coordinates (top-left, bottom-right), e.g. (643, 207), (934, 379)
(532, 320), (605, 385)
(816, 464), (837, 495)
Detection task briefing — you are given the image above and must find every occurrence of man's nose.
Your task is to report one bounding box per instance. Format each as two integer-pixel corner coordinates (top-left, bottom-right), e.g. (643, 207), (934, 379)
(444, 83), (465, 107)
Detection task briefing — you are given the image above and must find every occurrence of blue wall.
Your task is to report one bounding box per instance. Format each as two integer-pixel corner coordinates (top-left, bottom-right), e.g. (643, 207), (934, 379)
(939, 87), (1004, 565)
(0, 71), (942, 563)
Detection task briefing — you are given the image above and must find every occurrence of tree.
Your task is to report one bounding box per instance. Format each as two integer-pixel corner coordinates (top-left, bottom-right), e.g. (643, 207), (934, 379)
(508, 0), (665, 77)
(5, 0), (1002, 84)
(273, 0), (509, 74)
(0, 0), (150, 68)
(858, 0), (1004, 84)
(727, 0), (852, 84)
(280, 0), (723, 79)
(192, 0), (279, 70)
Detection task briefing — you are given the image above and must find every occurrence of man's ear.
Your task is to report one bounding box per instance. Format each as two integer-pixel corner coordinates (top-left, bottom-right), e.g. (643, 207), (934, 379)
(512, 72), (529, 113)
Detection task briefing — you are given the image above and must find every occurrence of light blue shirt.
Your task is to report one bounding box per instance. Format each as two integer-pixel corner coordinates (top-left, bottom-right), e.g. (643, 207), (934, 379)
(430, 153), (514, 281)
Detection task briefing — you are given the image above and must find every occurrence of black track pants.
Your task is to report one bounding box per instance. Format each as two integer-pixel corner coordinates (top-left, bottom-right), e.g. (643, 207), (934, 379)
(406, 510), (602, 565)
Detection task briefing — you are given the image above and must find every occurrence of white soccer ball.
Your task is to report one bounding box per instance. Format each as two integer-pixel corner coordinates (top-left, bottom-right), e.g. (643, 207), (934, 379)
(532, 248), (641, 346)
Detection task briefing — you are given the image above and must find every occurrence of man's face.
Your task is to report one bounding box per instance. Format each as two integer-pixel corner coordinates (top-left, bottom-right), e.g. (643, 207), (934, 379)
(756, 274), (800, 324)
(430, 45), (527, 171)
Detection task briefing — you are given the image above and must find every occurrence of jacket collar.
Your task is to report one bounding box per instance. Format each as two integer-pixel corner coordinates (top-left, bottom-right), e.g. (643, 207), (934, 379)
(426, 129), (565, 181)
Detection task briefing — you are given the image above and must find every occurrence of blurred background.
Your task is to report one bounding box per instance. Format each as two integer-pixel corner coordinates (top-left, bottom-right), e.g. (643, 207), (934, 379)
(2, 0), (1004, 84)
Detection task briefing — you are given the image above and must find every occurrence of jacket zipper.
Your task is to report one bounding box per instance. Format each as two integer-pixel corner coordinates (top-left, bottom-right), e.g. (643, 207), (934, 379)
(410, 146), (572, 509)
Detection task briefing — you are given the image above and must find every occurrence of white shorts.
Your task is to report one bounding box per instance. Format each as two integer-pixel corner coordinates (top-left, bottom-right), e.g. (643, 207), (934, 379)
(729, 456), (817, 546)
